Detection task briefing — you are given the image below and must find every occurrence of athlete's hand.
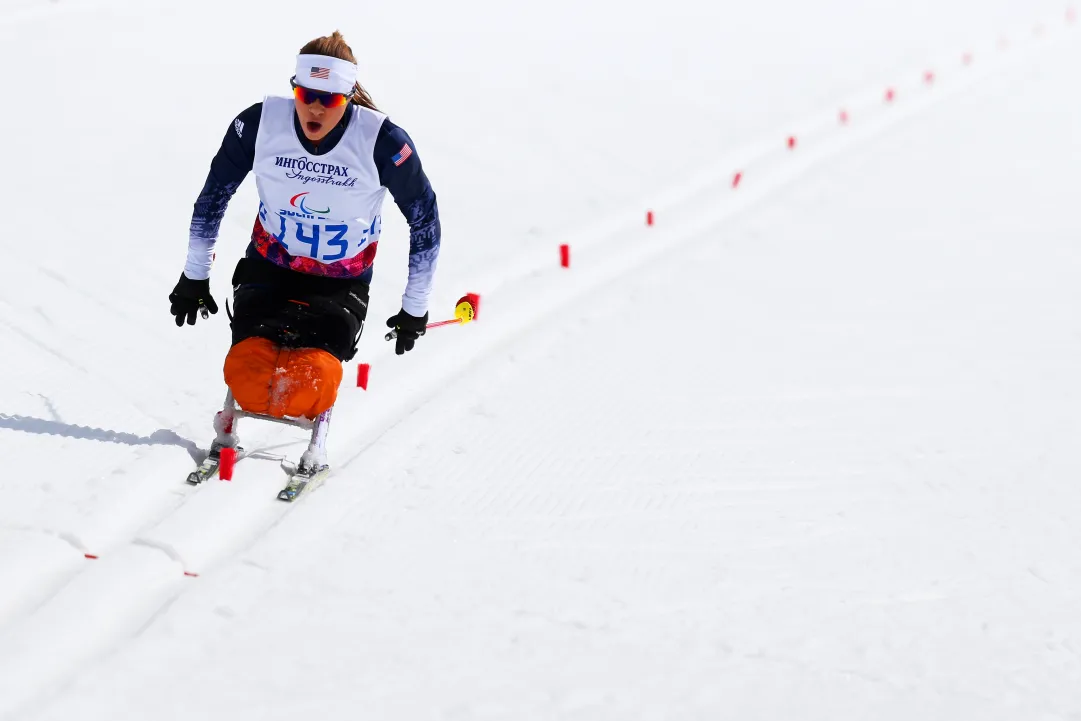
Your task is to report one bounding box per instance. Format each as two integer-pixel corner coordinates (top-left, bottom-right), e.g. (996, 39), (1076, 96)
(169, 274), (219, 327)
(385, 309), (428, 355)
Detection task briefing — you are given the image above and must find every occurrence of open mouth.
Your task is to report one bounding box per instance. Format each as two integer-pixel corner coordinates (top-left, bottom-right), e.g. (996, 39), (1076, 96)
(306, 121), (323, 134)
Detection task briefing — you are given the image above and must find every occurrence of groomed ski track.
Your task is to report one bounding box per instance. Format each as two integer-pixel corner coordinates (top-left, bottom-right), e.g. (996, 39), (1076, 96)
(2, 2), (1081, 719)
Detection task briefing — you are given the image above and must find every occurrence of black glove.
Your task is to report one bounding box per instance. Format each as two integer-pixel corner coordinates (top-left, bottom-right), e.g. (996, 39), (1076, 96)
(385, 309), (428, 355)
(169, 273), (219, 327)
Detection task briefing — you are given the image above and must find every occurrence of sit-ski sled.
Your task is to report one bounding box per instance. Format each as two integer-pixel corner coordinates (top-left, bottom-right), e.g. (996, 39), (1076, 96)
(186, 389), (332, 503)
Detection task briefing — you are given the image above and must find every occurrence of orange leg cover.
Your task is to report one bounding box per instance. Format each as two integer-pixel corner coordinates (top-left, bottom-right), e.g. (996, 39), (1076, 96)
(223, 337), (343, 420)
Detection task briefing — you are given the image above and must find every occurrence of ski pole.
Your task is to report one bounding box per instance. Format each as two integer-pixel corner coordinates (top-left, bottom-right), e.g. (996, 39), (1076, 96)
(385, 293), (480, 341)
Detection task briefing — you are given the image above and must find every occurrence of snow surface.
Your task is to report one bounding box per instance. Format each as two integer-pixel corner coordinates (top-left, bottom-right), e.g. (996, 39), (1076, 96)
(2, 0), (1081, 718)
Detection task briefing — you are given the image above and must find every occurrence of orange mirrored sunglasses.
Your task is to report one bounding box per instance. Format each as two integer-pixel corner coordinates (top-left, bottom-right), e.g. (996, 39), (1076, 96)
(290, 78), (350, 109)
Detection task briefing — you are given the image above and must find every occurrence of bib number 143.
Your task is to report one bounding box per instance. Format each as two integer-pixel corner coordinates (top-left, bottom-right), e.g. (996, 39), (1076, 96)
(260, 203), (381, 262)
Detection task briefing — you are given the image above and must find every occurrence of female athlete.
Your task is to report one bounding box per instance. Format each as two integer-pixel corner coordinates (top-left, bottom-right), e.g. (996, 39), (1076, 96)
(167, 31), (440, 420)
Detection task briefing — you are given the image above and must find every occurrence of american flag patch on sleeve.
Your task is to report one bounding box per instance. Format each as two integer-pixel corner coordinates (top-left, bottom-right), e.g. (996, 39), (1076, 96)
(310, 67), (331, 79)
(392, 143), (413, 167)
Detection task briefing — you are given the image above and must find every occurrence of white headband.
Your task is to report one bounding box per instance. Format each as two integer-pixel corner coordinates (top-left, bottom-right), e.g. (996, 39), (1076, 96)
(295, 54), (357, 94)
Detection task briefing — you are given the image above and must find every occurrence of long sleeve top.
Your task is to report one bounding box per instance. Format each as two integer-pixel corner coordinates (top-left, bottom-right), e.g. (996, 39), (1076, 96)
(185, 101), (440, 316)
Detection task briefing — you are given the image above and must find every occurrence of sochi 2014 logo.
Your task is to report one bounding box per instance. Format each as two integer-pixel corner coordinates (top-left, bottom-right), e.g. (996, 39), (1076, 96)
(289, 192), (330, 215)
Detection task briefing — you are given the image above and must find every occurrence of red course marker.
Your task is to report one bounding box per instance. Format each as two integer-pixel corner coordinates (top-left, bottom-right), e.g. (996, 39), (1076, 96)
(646, 210), (654, 226)
(560, 244), (570, 268)
(839, 109), (850, 124)
(732, 171), (743, 188)
(465, 293), (481, 319)
(184, 571), (199, 577)
(219, 446), (236, 482)
(356, 363), (370, 390)
(84, 554), (98, 560)
(787, 135), (797, 150)
(885, 88), (896, 103)
(924, 70), (935, 84)
(963, 52), (974, 65)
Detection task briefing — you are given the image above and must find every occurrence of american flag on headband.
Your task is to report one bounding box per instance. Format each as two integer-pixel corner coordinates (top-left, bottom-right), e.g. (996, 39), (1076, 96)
(309, 67), (331, 79)
(392, 143), (413, 167)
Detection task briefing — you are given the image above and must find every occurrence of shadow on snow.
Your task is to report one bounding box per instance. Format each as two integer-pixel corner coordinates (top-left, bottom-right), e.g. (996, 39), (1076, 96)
(0, 413), (200, 462)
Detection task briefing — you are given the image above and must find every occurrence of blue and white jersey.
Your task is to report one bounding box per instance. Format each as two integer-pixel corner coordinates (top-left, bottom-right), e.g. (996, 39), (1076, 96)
(251, 96), (388, 278)
(186, 97), (441, 316)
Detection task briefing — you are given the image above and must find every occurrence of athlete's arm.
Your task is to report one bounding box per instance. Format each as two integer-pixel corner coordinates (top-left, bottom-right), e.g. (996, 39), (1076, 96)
(184, 102), (262, 280)
(375, 119), (441, 317)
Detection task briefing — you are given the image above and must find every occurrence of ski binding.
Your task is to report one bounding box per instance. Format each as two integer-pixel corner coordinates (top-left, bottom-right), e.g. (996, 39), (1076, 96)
(278, 462), (331, 502)
(186, 441), (244, 485)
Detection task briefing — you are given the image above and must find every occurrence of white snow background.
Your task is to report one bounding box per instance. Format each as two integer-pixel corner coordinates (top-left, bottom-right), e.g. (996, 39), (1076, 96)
(1, 0), (1080, 718)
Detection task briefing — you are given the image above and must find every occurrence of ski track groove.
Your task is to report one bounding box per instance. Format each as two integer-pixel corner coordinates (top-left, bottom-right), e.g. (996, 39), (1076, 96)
(0, 425), (317, 717)
(0, 426), (319, 632)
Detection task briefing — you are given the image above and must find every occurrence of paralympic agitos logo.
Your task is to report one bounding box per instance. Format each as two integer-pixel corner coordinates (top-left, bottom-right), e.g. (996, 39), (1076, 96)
(290, 192), (329, 215)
